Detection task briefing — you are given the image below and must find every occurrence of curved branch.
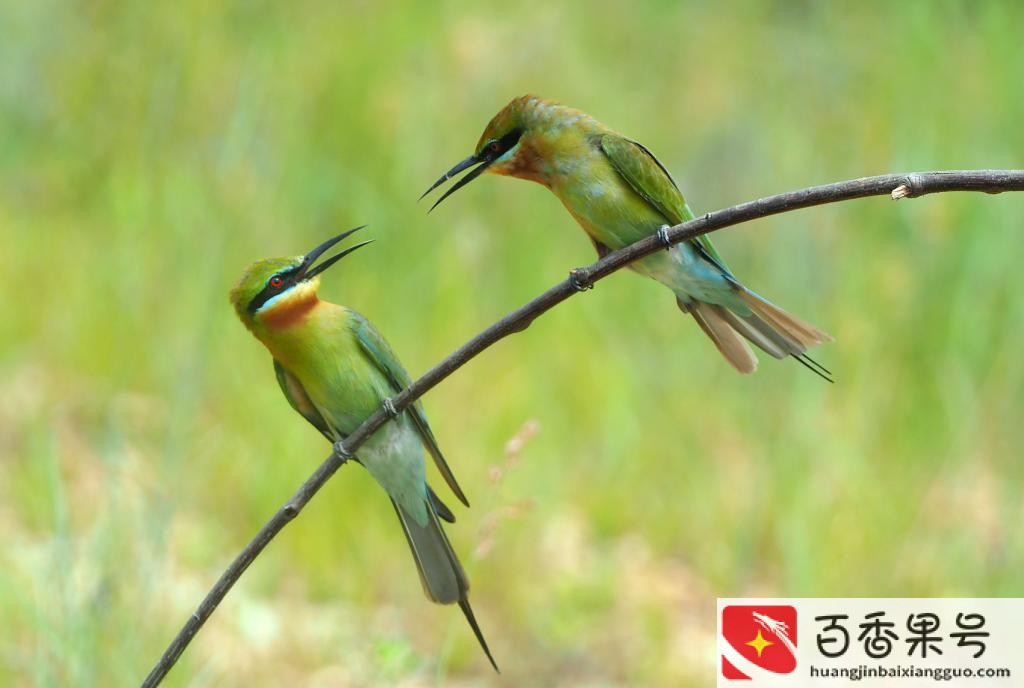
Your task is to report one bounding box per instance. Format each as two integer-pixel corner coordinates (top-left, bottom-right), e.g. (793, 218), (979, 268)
(141, 169), (1024, 687)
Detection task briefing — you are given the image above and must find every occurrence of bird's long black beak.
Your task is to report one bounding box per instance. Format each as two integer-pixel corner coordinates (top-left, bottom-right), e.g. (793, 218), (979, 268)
(299, 225), (374, 280)
(420, 153), (492, 212)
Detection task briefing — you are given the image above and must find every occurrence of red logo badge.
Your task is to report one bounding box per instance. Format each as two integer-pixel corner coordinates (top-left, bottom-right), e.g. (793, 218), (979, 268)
(721, 605), (798, 680)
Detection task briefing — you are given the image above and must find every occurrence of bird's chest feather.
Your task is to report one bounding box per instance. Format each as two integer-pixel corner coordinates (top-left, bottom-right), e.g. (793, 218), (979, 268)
(541, 143), (719, 294)
(264, 316), (383, 433)
(548, 153), (668, 249)
(259, 308), (428, 516)
(295, 345), (426, 516)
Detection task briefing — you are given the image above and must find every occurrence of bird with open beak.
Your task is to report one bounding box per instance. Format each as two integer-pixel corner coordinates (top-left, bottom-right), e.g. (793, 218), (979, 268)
(229, 227), (498, 671)
(423, 95), (832, 379)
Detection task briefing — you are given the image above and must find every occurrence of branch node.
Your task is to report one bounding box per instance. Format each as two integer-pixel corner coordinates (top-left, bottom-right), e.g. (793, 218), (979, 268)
(508, 317), (534, 333)
(568, 268), (594, 292)
(892, 173), (926, 200)
(891, 184), (912, 200)
(657, 224), (673, 250)
(381, 398), (399, 418)
(283, 503), (299, 519)
(332, 441), (353, 460)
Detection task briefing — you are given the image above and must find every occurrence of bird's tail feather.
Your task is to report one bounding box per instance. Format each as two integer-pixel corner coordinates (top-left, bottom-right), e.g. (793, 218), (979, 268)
(677, 289), (833, 381)
(686, 300), (757, 374)
(737, 289), (833, 350)
(426, 485), (455, 523)
(392, 499), (499, 672)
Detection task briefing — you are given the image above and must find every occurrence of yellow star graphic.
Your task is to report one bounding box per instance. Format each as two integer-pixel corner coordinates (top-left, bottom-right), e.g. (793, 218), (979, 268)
(745, 629), (774, 657)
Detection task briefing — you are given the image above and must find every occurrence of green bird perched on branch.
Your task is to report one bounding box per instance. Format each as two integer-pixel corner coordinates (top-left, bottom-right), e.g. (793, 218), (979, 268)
(423, 95), (833, 379)
(229, 227), (498, 671)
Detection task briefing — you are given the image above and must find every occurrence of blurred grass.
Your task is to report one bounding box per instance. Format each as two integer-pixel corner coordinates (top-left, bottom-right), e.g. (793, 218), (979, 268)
(2, 0), (1023, 685)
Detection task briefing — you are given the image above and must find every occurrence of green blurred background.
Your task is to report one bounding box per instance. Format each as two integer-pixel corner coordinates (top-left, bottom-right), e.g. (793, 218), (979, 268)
(2, 1), (1022, 686)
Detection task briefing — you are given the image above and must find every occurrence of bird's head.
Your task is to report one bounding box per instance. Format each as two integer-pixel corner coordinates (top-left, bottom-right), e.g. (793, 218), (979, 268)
(421, 95), (584, 209)
(229, 226), (372, 332)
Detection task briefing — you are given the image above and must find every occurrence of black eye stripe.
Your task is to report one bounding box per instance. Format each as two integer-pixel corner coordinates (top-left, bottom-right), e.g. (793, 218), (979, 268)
(247, 268), (299, 314)
(501, 128), (523, 148)
(486, 128), (523, 159)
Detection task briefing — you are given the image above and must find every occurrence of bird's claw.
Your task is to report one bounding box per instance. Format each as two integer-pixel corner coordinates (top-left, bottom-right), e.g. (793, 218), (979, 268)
(381, 397), (399, 418)
(333, 441), (353, 460)
(569, 268), (593, 292)
(657, 224), (673, 250)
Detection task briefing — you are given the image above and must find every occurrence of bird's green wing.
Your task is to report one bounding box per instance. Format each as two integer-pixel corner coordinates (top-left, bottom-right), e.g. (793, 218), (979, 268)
(351, 314), (469, 507)
(599, 134), (729, 270)
(275, 359), (333, 441)
(274, 358), (456, 522)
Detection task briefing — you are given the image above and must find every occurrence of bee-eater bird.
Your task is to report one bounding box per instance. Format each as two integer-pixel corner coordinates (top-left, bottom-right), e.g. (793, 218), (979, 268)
(229, 227), (497, 671)
(423, 95), (832, 379)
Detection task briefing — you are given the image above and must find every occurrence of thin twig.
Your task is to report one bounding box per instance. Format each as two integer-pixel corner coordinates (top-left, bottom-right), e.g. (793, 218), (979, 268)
(141, 169), (1024, 687)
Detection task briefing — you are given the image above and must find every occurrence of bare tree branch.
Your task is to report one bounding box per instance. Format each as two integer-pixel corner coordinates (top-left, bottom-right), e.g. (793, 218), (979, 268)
(141, 169), (1024, 687)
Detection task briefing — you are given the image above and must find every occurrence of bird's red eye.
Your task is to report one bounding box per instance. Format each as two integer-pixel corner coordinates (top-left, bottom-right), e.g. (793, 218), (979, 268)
(489, 141), (501, 153)
(269, 276), (284, 289)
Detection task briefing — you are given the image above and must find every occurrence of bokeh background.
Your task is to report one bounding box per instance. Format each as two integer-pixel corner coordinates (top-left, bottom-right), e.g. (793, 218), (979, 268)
(2, 1), (1022, 686)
